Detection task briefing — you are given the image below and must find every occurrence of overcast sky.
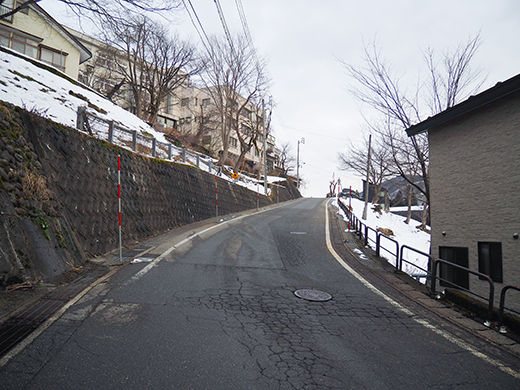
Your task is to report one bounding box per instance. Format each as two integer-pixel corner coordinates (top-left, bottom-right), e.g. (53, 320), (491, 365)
(43, 0), (520, 197)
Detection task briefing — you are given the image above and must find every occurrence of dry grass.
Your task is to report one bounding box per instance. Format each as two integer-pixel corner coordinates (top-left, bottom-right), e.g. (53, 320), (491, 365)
(22, 171), (53, 201)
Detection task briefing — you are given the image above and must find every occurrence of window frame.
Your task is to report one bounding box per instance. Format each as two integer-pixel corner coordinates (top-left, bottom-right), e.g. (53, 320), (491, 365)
(478, 242), (503, 283)
(439, 246), (470, 290)
(39, 45), (68, 71)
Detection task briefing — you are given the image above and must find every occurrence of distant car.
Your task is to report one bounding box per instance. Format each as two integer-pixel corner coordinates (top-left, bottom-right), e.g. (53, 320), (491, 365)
(340, 188), (350, 198)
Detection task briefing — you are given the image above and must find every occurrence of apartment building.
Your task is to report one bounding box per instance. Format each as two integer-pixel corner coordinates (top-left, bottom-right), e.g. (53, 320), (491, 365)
(67, 27), (279, 172)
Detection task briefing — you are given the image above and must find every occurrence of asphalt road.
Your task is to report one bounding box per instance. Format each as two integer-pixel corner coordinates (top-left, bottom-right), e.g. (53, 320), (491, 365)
(1, 198), (520, 389)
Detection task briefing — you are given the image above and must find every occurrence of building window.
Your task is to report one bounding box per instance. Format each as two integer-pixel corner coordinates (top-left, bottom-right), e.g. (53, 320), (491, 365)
(439, 246), (469, 290)
(241, 108), (251, 119)
(181, 98), (189, 107)
(478, 242), (503, 283)
(0, 28), (10, 47)
(40, 46), (67, 71)
(96, 53), (117, 70)
(230, 137), (238, 148)
(166, 94), (172, 114)
(202, 98), (210, 106)
(0, 25), (40, 59)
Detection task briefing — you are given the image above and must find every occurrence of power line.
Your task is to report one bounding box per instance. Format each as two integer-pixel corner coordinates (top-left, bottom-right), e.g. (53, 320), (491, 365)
(234, 0), (253, 47)
(182, 0), (211, 52)
(213, 0), (234, 52)
(234, 0), (258, 65)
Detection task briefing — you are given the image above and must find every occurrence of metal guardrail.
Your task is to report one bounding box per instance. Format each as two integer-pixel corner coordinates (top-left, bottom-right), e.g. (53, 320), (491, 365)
(377, 233), (399, 268)
(498, 285), (520, 332)
(76, 106), (217, 173)
(431, 259), (495, 321)
(400, 245), (434, 284)
(338, 198), (402, 272)
(337, 198), (503, 323)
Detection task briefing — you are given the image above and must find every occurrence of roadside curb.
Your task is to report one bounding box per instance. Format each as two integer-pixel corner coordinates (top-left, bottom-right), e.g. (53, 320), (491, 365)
(328, 204), (520, 360)
(0, 199), (302, 366)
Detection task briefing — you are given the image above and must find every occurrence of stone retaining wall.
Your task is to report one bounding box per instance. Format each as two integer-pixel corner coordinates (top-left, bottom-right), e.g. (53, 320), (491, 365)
(0, 102), (300, 284)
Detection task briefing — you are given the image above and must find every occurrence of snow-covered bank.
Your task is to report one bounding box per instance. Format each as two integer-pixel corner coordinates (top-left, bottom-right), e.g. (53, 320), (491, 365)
(0, 48), (294, 196)
(335, 197), (431, 279)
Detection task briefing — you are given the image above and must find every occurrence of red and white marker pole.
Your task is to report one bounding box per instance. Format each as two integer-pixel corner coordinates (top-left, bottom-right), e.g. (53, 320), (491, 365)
(118, 155), (122, 262)
(215, 175), (218, 219)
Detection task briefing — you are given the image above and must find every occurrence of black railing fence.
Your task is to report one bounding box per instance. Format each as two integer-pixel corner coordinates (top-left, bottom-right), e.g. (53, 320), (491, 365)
(336, 197), (519, 328)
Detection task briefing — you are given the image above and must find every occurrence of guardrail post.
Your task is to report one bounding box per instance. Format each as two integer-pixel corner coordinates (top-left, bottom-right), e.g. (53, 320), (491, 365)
(431, 260), (439, 295)
(376, 234), (381, 257)
(208, 160), (212, 173)
(498, 285), (520, 332)
(168, 144), (172, 160)
(182, 148), (186, 163)
(108, 120), (114, 143)
(132, 131), (137, 151)
(431, 259), (495, 322)
(364, 225), (368, 247)
(151, 138), (157, 158)
(196, 155), (200, 168)
(76, 106), (85, 131)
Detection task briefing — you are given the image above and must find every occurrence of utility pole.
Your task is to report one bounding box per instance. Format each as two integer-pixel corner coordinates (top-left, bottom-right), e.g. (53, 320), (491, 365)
(262, 99), (267, 195)
(362, 134), (372, 220)
(296, 137), (305, 189)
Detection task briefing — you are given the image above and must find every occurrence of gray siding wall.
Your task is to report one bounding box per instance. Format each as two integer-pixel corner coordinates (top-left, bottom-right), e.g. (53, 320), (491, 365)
(429, 93), (520, 310)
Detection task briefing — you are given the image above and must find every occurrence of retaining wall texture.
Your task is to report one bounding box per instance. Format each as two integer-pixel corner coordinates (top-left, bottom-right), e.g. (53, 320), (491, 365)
(0, 102), (300, 284)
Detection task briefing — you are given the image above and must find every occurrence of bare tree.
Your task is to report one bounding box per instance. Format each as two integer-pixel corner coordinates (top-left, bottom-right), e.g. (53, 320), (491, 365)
(341, 34), (483, 225)
(424, 35), (485, 113)
(78, 45), (127, 103)
(235, 105), (269, 171)
(278, 142), (296, 176)
(0, 0), (180, 25)
(198, 34), (269, 167)
(338, 131), (393, 203)
(101, 15), (199, 123)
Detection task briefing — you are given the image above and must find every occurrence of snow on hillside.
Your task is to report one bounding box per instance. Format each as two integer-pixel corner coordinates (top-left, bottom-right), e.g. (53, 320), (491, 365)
(0, 47), (166, 142)
(335, 197), (431, 280)
(0, 48), (276, 194)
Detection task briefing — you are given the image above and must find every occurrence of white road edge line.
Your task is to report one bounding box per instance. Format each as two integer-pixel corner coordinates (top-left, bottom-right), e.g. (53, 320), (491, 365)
(0, 266), (120, 368)
(324, 199), (520, 379)
(124, 209), (267, 286)
(0, 204), (287, 368)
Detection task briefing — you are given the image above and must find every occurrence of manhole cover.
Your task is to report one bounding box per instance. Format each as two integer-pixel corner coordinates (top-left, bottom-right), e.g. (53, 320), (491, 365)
(294, 289), (332, 302)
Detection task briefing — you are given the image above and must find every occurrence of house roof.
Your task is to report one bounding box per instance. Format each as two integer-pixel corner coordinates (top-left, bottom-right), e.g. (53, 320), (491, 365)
(31, 3), (92, 64)
(406, 72), (520, 137)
